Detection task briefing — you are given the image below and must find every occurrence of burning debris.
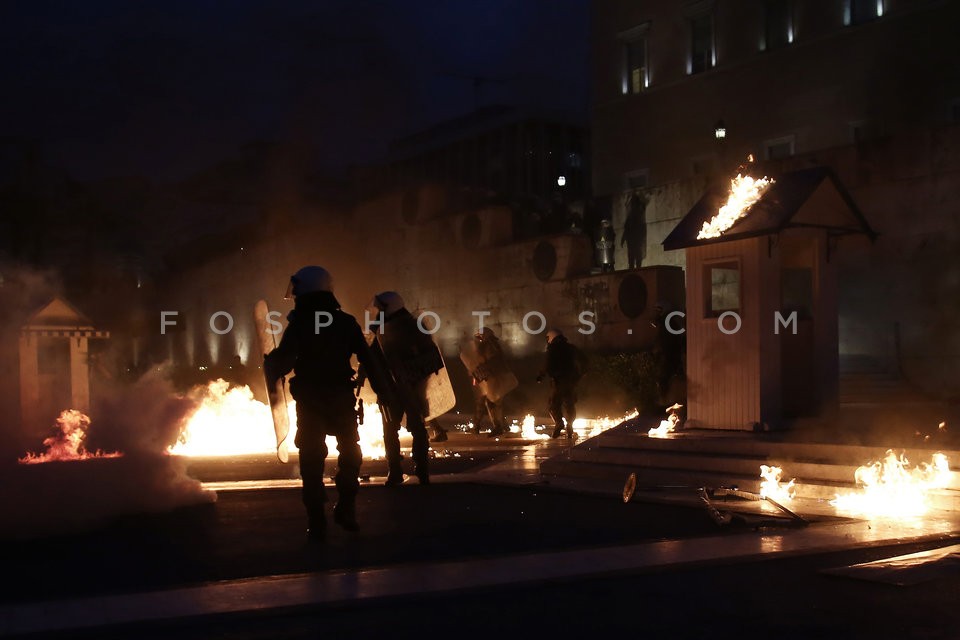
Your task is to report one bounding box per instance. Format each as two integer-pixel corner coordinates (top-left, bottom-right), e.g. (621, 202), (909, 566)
(4, 375), (215, 538)
(759, 465), (795, 502)
(514, 414), (547, 439)
(648, 404), (683, 438)
(18, 410), (121, 464)
(697, 173), (775, 240)
(832, 450), (952, 518)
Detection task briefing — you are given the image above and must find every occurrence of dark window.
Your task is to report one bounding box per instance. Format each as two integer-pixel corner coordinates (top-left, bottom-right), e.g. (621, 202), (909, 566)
(690, 14), (714, 74)
(847, 0), (881, 25)
(624, 37), (647, 93)
(765, 136), (795, 159)
(764, 0), (791, 50)
(705, 261), (740, 317)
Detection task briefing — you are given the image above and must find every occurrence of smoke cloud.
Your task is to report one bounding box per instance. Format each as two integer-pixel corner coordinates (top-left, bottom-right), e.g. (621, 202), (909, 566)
(0, 369), (216, 540)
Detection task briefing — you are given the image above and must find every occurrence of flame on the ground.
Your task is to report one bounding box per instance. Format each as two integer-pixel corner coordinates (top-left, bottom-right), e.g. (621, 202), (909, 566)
(648, 404), (684, 438)
(697, 173), (775, 239)
(169, 380), (386, 459)
(19, 410), (122, 464)
(509, 414), (548, 439)
(759, 465), (795, 501)
(500, 412), (638, 440)
(574, 411), (639, 439)
(831, 450), (952, 518)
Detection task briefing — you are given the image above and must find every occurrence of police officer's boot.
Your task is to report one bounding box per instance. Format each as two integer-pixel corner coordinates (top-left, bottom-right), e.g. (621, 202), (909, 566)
(333, 502), (360, 532)
(565, 410), (577, 440)
(414, 456), (430, 485)
(551, 418), (564, 439)
(306, 509), (327, 542)
(385, 465), (405, 487)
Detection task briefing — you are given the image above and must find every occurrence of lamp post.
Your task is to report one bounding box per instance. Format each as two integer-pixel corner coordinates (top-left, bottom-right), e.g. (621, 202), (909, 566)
(714, 120), (726, 140)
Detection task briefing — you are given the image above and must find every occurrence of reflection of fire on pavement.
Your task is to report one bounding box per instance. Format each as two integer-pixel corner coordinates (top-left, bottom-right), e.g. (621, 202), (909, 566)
(18, 410), (121, 464)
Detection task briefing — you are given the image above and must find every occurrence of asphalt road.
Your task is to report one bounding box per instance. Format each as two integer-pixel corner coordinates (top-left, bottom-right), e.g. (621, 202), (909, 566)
(2, 483), (747, 605)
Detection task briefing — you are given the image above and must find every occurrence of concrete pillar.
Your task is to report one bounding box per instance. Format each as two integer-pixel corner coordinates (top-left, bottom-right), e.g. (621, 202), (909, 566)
(18, 332), (40, 431)
(69, 336), (90, 413)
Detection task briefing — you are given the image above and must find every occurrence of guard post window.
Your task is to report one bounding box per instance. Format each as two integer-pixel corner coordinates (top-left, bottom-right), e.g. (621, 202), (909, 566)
(619, 24), (650, 94)
(705, 260), (740, 317)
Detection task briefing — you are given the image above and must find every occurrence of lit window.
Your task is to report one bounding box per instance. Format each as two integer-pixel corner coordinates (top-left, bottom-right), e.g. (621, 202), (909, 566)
(624, 38), (647, 93)
(705, 261), (740, 317)
(689, 13), (715, 74)
(762, 0), (792, 50)
(619, 24), (650, 94)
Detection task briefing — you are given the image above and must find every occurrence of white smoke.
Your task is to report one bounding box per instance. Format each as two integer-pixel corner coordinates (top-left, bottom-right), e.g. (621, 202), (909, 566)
(0, 368), (216, 540)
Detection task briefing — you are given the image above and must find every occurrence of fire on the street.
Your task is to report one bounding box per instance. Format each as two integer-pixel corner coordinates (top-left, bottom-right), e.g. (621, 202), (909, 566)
(18, 410), (121, 464)
(168, 379), (387, 459)
(485, 412), (635, 440)
(759, 465), (795, 501)
(576, 411), (639, 439)
(697, 173), (775, 240)
(831, 450), (952, 518)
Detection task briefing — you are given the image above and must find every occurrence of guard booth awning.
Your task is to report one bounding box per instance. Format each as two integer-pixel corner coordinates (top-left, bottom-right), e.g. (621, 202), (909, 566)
(662, 166), (876, 251)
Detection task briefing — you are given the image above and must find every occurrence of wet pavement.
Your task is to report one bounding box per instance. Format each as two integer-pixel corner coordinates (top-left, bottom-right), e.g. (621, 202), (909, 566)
(4, 426), (960, 638)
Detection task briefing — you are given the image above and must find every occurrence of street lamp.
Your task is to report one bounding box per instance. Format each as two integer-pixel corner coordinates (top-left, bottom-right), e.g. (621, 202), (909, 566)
(714, 120), (727, 140)
(557, 175), (566, 187)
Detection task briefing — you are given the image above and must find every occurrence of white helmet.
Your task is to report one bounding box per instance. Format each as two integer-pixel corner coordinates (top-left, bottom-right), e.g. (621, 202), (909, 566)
(371, 291), (405, 316)
(546, 328), (563, 344)
(286, 266), (332, 298)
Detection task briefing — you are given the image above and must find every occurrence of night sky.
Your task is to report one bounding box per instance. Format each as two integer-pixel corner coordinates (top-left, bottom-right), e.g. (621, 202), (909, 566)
(0, 0), (589, 181)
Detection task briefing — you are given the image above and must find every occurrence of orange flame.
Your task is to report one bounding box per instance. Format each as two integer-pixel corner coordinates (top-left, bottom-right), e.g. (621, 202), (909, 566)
(169, 379), (386, 459)
(18, 410), (122, 464)
(575, 411), (639, 439)
(832, 450), (952, 518)
(514, 414), (547, 439)
(648, 404), (683, 438)
(697, 173), (775, 239)
(759, 465), (795, 501)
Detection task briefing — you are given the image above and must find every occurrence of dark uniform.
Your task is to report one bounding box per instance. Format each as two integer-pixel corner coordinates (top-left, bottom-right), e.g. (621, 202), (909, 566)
(541, 333), (587, 439)
(378, 307), (441, 484)
(469, 332), (509, 437)
(265, 289), (371, 535)
(652, 305), (685, 408)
